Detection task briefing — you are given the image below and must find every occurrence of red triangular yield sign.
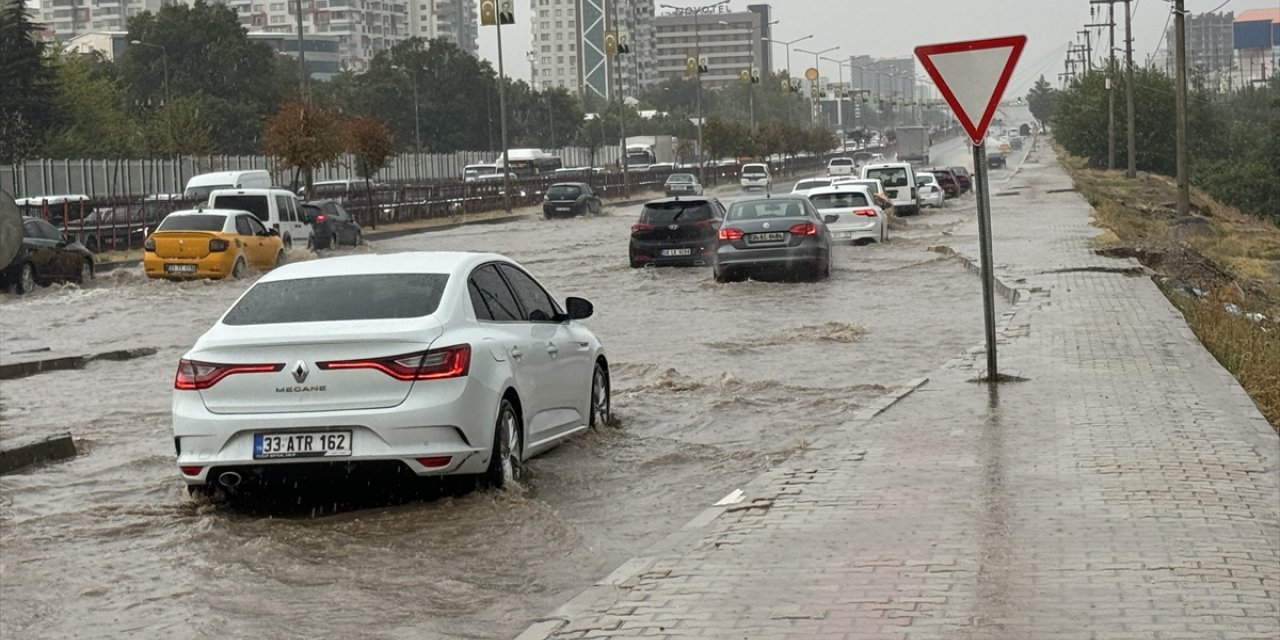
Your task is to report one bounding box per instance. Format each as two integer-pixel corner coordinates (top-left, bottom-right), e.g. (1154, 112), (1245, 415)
(915, 36), (1027, 145)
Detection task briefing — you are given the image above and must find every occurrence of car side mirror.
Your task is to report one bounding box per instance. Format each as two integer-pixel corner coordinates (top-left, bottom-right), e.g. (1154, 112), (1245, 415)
(268, 228), (280, 236)
(565, 296), (594, 320)
(823, 214), (839, 224)
(63, 234), (76, 245)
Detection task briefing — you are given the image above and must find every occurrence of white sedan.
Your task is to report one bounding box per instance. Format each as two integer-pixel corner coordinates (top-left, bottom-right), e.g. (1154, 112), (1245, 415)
(172, 252), (610, 495)
(805, 185), (887, 244)
(790, 177), (834, 197)
(916, 173), (945, 208)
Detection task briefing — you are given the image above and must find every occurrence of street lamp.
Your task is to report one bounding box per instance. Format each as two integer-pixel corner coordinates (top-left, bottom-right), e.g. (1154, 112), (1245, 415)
(660, 0), (729, 180)
(130, 40), (169, 107)
(822, 56), (849, 148)
(795, 46), (838, 126)
(390, 64), (422, 182)
(763, 34), (812, 126)
(719, 18), (778, 132)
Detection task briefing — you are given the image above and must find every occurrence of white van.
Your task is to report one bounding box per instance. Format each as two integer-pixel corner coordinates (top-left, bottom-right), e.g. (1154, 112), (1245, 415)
(860, 162), (920, 216)
(739, 163), (772, 191)
(184, 170), (272, 201)
(208, 188), (312, 250)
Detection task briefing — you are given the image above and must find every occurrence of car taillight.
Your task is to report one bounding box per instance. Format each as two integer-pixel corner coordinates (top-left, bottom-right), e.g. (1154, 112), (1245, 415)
(631, 223), (654, 233)
(854, 208), (878, 217)
(789, 223), (818, 236)
(174, 359), (284, 390)
(718, 227), (744, 241)
(315, 213), (327, 223)
(317, 344), (471, 381)
(144, 237), (155, 252)
(208, 238), (229, 252)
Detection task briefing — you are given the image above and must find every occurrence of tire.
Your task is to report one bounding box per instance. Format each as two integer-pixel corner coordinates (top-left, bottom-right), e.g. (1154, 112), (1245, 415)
(306, 235), (315, 251)
(231, 257), (247, 280)
(273, 250), (285, 269)
(314, 235), (330, 251)
(15, 263), (36, 294)
(76, 260), (93, 285)
(484, 398), (523, 489)
(353, 231), (362, 247)
(283, 236), (292, 252)
(85, 236), (98, 253)
(713, 266), (733, 283)
(589, 360), (611, 429)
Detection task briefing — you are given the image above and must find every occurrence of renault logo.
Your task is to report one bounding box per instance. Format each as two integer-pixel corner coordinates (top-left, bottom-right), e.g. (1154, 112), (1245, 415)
(762, 222), (771, 229)
(292, 360), (309, 383)
(668, 224), (679, 231)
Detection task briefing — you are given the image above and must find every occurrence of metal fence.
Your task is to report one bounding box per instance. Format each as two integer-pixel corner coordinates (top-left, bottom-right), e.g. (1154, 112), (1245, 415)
(0, 147), (622, 200)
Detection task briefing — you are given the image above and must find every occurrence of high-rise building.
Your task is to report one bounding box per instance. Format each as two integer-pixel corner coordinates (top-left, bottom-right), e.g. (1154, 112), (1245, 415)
(37, 0), (163, 37)
(1163, 11), (1236, 89)
(530, 0), (655, 100)
(426, 0), (478, 53)
(652, 3), (770, 89)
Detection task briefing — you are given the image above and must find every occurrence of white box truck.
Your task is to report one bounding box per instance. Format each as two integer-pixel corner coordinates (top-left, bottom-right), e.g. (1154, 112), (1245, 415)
(895, 126), (930, 164)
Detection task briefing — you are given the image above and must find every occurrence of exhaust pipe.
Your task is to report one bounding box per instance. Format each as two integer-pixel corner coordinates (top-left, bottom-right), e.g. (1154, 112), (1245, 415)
(693, 260), (706, 266)
(217, 471), (242, 488)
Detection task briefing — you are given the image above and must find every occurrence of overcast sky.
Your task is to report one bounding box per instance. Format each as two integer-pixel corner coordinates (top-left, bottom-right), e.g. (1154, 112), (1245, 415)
(478, 0), (1262, 97)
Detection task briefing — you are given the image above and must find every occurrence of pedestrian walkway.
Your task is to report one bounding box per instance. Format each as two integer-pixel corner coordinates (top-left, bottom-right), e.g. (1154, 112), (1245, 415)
(516, 144), (1280, 640)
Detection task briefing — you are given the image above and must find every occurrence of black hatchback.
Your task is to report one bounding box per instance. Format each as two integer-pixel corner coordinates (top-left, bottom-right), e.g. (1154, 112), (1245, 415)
(629, 197), (725, 268)
(302, 200), (363, 249)
(2, 217), (96, 294)
(543, 182), (602, 218)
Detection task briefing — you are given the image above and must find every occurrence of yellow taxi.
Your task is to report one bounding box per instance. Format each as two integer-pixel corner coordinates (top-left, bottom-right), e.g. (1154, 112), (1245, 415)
(144, 209), (285, 280)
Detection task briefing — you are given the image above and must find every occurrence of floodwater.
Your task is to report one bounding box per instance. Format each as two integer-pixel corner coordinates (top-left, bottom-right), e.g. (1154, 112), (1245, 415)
(0, 141), (1017, 639)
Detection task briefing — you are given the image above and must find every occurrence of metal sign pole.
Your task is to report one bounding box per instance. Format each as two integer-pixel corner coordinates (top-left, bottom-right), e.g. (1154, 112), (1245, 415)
(972, 139), (998, 380)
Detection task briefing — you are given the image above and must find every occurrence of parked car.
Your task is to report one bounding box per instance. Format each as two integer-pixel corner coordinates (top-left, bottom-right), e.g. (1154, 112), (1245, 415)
(143, 209), (285, 280)
(208, 188), (312, 251)
(1, 216), (95, 293)
(948, 166), (973, 194)
(542, 183), (601, 218)
(67, 203), (166, 253)
(791, 178), (834, 197)
(739, 163), (773, 191)
(184, 170), (271, 201)
(861, 162), (920, 216)
(629, 196), (725, 268)
(927, 168), (962, 199)
(664, 173), (704, 197)
(987, 151), (1007, 169)
(916, 173), (945, 208)
(806, 185), (887, 244)
(301, 200), (362, 250)
(827, 157), (856, 176)
(713, 196), (833, 282)
(14, 195), (91, 226)
(172, 252), (610, 494)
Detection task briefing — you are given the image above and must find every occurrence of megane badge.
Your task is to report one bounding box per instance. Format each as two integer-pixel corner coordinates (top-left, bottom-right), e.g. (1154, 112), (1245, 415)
(292, 360), (309, 383)
(763, 222), (771, 229)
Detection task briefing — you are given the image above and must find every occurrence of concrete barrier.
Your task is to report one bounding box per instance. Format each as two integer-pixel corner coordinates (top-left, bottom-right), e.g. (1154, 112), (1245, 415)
(0, 347), (158, 380)
(0, 433), (78, 475)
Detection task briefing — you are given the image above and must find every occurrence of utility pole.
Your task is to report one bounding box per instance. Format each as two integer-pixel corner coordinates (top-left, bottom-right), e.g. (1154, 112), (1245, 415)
(1088, 0), (1117, 170)
(1123, 0), (1136, 178)
(1077, 29), (1092, 70)
(609, 0), (629, 197)
(1173, 0), (1190, 215)
(296, 0), (308, 97)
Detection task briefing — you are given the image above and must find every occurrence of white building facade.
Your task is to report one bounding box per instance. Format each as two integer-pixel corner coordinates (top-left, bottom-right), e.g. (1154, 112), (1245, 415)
(530, 0), (656, 100)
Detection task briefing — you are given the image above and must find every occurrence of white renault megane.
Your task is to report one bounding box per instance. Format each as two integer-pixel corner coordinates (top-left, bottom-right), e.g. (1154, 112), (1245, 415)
(172, 252), (610, 494)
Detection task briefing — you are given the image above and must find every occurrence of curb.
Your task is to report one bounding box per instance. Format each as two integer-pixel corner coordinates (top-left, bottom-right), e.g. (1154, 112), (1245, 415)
(0, 346), (158, 380)
(0, 433), (77, 475)
(512, 376), (936, 640)
(926, 244), (1024, 305)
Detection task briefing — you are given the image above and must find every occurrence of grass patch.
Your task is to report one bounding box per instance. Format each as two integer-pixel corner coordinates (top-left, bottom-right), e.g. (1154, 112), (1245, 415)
(1056, 143), (1280, 431)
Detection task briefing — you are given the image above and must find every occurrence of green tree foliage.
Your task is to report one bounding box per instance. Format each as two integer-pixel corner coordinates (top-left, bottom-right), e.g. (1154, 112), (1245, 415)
(0, 0), (55, 137)
(702, 117), (752, 160)
(1026, 75), (1058, 124)
(346, 115), (397, 179)
(41, 54), (141, 158)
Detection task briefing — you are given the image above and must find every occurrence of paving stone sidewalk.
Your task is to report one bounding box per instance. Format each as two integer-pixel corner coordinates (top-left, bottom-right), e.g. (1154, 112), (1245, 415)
(516, 145), (1280, 640)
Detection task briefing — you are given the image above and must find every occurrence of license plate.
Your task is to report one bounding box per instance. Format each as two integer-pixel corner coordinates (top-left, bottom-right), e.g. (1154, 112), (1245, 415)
(165, 264), (197, 273)
(661, 248), (693, 257)
(750, 232), (785, 242)
(557, 207), (571, 211)
(832, 232), (853, 239)
(253, 431), (352, 459)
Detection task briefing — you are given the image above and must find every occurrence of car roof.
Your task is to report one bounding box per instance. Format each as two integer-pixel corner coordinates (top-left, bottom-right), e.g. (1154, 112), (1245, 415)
(644, 196), (715, 205)
(209, 188), (295, 196)
(163, 208), (246, 218)
(549, 182), (587, 188)
(259, 251), (511, 282)
(16, 194), (90, 204)
(742, 163), (768, 169)
(808, 185), (874, 197)
(302, 199), (342, 207)
(863, 162), (911, 170)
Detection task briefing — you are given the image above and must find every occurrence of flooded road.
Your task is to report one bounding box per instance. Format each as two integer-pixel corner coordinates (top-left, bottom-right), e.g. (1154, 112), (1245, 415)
(1, 146), (1014, 639)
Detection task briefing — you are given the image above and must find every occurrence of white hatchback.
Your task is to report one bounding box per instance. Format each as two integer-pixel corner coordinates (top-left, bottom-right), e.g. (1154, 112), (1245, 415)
(916, 173), (945, 208)
(791, 177), (834, 197)
(805, 185), (886, 244)
(172, 252), (610, 495)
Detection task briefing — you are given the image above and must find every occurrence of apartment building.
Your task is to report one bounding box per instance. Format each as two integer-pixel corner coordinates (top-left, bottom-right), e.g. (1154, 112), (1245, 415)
(529, 0), (656, 100)
(652, 3), (771, 89)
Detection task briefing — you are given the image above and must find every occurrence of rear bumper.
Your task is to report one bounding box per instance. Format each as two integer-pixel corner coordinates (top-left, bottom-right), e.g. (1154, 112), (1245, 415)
(543, 202), (582, 216)
(630, 238), (714, 265)
(829, 220), (882, 241)
(714, 242), (823, 270)
(143, 251), (236, 279)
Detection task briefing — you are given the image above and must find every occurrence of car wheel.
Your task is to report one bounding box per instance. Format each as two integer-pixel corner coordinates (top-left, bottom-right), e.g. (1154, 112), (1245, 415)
(16, 263), (36, 294)
(85, 236), (98, 253)
(76, 259), (93, 284)
(273, 250), (285, 269)
(485, 397), (523, 489)
(282, 236), (292, 252)
(713, 266), (734, 283)
(306, 235), (315, 251)
(231, 256), (247, 279)
(589, 360), (611, 429)
(353, 231), (362, 247)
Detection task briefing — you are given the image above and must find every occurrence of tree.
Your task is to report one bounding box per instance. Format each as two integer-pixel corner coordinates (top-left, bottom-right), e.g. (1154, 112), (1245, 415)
(0, 0), (56, 137)
(702, 117), (751, 161)
(1026, 75), (1058, 125)
(147, 95), (215, 156)
(345, 115), (396, 230)
(261, 97), (345, 191)
(40, 54), (141, 158)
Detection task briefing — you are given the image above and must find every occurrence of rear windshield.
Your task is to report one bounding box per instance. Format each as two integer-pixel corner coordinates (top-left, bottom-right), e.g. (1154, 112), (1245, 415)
(211, 195), (270, 221)
(547, 185), (582, 198)
(666, 174), (695, 183)
(222, 274), (449, 325)
(918, 174), (937, 184)
(830, 158), (854, 166)
(742, 165), (767, 175)
(640, 201), (714, 224)
(809, 192), (870, 209)
(849, 181), (881, 193)
(727, 200), (809, 221)
(157, 215), (226, 232)
(794, 180), (831, 191)
(865, 167), (909, 188)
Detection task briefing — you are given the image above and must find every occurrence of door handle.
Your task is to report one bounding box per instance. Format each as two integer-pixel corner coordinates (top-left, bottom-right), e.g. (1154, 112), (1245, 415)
(546, 345), (560, 356)
(510, 347), (524, 360)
